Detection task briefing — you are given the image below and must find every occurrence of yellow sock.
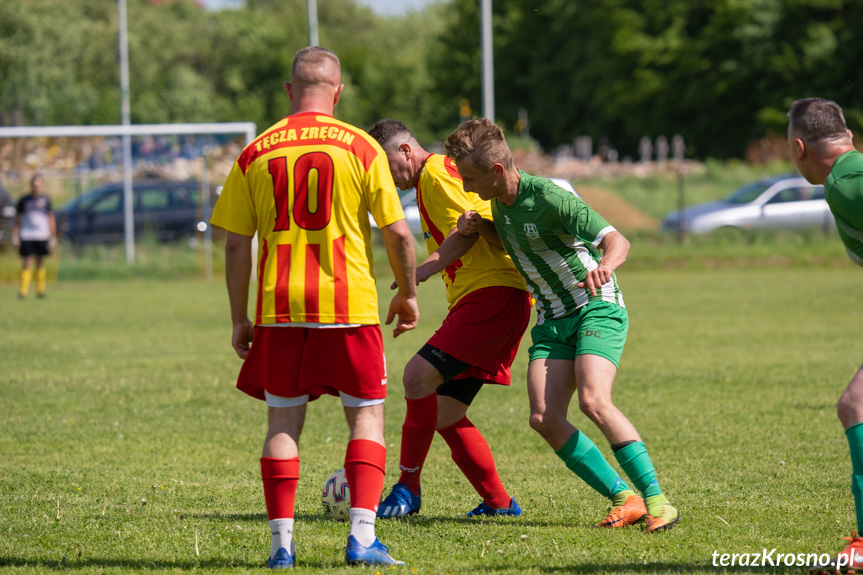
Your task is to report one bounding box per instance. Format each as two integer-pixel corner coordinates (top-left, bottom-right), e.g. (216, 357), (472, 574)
(36, 268), (47, 296)
(19, 268), (32, 297)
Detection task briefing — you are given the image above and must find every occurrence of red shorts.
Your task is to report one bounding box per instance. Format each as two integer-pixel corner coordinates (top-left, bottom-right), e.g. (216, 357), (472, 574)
(236, 325), (388, 402)
(428, 286), (531, 385)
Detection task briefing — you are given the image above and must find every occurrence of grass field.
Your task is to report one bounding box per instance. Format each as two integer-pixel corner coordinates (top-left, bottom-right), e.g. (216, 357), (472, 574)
(1, 250), (861, 573)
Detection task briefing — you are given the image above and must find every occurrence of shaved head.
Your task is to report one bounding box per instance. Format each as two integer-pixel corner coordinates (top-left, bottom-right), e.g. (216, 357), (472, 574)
(788, 98), (852, 152)
(787, 97), (855, 185)
(286, 46), (344, 115)
(291, 46), (341, 88)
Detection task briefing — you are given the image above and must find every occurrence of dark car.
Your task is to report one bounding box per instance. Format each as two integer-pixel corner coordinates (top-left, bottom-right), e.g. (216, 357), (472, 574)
(56, 180), (218, 244)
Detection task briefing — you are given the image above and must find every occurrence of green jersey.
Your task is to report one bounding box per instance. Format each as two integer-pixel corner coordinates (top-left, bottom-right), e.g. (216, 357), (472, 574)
(825, 150), (863, 267)
(491, 171), (624, 325)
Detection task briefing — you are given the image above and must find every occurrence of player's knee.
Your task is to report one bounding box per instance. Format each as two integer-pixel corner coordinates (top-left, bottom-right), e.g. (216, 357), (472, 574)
(403, 356), (444, 397)
(528, 412), (544, 433)
(529, 411), (563, 436)
(402, 367), (435, 398)
(578, 394), (611, 422)
(838, 393), (863, 427)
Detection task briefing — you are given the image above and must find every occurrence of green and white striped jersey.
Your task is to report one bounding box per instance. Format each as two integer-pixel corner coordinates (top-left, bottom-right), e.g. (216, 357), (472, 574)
(491, 171), (624, 325)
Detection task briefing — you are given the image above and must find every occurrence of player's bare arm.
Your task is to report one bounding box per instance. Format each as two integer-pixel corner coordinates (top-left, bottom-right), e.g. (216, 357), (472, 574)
(224, 231), (255, 359)
(577, 230), (630, 297)
(391, 228), (479, 289)
(418, 228), (479, 282)
(48, 212), (57, 248)
(11, 213), (20, 247)
(458, 210), (504, 248)
(381, 219), (419, 337)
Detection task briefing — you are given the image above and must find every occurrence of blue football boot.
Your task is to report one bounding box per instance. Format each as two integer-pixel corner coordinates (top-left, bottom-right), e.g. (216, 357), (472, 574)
(376, 482), (421, 518)
(464, 497), (522, 517)
(266, 547), (295, 569)
(344, 535), (405, 566)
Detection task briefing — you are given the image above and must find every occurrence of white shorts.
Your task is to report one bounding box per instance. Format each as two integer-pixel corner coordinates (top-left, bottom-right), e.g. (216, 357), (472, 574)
(264, 390), (385, 408)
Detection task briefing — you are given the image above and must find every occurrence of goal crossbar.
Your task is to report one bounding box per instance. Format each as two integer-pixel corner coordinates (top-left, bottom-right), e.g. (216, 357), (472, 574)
(0, 122), (257, 145)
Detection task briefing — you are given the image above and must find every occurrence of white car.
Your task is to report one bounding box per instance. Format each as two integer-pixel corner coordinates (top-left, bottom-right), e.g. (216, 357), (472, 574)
(660, 174), (832, 234)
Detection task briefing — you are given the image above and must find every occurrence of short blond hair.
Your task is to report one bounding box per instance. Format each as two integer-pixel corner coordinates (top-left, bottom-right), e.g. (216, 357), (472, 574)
(444, 118), (513, 172)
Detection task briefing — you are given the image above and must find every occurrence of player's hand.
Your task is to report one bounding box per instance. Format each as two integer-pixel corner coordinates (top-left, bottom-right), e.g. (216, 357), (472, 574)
(577, 265), (613, 297)
(457, 211), (481, 236)
(385, 293), (419, 338)
(49, 237), (56, 250)
(231, 318), (255, 359)
(12, 235), (20, 248)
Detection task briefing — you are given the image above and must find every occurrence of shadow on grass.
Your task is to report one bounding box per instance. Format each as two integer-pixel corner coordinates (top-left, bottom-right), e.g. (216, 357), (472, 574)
(0, 557), (755, 573)
(510, 563), (752, 574)
(182, 511), (334, 523)
(0, 557), (262, 570)
(182, 511), (587, 529)
(381, 514), (575, 529)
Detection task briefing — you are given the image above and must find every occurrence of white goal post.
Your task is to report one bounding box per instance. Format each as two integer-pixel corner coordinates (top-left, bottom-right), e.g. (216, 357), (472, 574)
(0, 122), (257, 264)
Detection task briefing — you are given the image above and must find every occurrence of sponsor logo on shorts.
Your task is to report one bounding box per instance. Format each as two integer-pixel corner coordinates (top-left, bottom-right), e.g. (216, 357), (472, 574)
(431, 348), (448, 363)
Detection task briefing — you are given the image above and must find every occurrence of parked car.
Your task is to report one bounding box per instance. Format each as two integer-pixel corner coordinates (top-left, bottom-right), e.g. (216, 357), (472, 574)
(56, 180), (218, 244)
(660, 174), (833, 234)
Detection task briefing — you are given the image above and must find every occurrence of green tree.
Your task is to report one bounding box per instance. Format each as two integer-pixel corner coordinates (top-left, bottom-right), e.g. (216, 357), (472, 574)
(432, 0), (862, 158)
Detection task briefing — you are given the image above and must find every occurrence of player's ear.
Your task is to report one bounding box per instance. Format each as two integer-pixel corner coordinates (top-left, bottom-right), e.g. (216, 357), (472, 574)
(793, 138), (806, 160)
(284, 82), (293, 100)
(399, 142), (411, 160)
(333, 83), (344, 107)
(491, 162), (505, 176)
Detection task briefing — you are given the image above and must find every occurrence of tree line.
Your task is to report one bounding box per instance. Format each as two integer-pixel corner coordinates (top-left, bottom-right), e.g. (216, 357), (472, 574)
(1, 0), (860, 159)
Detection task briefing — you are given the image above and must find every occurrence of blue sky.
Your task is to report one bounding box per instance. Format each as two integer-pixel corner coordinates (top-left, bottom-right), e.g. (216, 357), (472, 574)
(355, 0), (439, 16)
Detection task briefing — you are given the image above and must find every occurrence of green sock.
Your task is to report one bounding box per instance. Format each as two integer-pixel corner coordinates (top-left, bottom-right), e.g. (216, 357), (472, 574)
(555, 431), (629, 499)
(846, 422), (863, 533)
(614, 441), (663, 500)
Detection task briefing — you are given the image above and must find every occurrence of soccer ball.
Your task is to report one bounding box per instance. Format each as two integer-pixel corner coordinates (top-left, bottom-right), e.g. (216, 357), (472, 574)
(321, 468), (350, 521)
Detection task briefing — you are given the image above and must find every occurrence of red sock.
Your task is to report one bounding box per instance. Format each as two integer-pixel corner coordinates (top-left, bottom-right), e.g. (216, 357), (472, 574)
(438, 417), (510, 508)
(344, 439), (386, 512)
(260, 457), (300, 520)
(397, 394), (438, 495)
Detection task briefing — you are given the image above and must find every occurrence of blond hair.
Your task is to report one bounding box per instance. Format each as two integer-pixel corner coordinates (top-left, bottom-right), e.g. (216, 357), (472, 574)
(444, 118), (513, 171)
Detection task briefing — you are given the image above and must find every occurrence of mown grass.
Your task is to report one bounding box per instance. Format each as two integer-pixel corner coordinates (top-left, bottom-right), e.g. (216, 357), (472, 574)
(1, 251), (861, 573)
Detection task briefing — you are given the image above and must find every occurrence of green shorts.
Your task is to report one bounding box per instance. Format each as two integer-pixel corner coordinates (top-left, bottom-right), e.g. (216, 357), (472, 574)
(528, 301), (628, 367)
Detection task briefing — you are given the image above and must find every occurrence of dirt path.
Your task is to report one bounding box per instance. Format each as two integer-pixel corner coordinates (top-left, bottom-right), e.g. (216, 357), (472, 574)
(573, 185), (658, 233)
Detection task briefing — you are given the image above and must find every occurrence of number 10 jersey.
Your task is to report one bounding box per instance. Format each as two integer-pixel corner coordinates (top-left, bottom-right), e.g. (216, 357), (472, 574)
(211, 112), (406, 326)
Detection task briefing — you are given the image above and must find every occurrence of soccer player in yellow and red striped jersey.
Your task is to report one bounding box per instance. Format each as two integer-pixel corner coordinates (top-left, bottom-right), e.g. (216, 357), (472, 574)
(210, 48), (418, 569)
(368, 119), (530, 519)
